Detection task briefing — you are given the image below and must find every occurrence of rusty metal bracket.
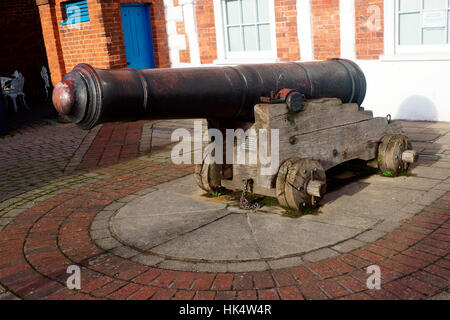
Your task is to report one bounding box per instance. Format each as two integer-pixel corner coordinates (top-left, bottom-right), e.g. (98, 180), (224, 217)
(260, 88), (304, 113)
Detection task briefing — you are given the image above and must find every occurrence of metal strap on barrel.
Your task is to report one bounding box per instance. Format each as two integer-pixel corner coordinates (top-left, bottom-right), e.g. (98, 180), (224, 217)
(293, 62), (313, 97)
(333, 59), (356, 104)
(131, 68), (148, 119)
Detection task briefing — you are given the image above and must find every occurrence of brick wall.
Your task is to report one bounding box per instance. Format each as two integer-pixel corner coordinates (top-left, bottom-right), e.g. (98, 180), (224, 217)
(311, 0), (340, 60)
(196, 0), (217, 64)
(355, 0), (384, 59)
(148, 1), (170, 68)
(0, 0), (48, 98)
(37, 0), (169, 85)
(274, 0), (300, 61)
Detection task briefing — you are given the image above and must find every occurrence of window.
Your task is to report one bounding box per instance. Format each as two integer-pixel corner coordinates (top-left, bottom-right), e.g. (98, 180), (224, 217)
(223, 0), (272, 52)
(213, 0), (277, 63)
(61, 0), (90, 26)
(397, 0), (450, 46)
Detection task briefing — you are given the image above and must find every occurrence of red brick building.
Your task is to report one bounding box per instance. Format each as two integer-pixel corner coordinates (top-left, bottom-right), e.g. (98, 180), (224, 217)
(2, 0), (449, 121)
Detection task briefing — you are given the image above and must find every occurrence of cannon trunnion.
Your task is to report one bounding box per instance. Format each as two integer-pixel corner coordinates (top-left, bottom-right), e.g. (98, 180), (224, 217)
(52, 60), (417, 211)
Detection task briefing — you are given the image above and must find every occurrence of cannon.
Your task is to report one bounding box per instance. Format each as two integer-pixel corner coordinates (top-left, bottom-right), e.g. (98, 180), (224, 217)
(53, 59), (417, 211)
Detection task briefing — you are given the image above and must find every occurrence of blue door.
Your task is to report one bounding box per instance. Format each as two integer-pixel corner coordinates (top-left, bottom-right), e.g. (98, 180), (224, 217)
(120, 4), (155, 69)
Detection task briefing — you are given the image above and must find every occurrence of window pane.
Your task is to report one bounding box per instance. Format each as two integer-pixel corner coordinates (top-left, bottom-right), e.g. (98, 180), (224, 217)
(243, 25), (257, 50)
(423, 0), (447, 9)
(226, 0), (240, 25)
(258, 24), (271, 50)
(423, 28), (446, 44)
(399, 0), (420, 11)
(242, 0), (256, 24)
(228, 26), (242, 51)
(257, 0), (270, 22)
(399, 13), (420, 45)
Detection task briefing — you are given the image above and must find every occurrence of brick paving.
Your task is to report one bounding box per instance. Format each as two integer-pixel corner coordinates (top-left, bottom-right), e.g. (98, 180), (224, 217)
(77, 121), (148, 171)
(0, 120), (448, 300)
(0, 118), (186, 218)
(0, 122), (89, 202)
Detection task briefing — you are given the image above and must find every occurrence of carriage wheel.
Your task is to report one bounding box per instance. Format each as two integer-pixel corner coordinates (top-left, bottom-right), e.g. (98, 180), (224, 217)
(276, 158), (326, 211)
(378, 134), (417, 176)
(194, 162), (222, 192)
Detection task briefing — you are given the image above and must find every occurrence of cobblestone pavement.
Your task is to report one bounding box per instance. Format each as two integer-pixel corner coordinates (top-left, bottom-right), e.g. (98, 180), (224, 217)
(0, 120), (448, 300)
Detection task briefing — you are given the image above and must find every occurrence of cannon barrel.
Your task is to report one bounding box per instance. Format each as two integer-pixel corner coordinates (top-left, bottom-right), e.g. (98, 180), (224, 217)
(52, 59), (366, 130)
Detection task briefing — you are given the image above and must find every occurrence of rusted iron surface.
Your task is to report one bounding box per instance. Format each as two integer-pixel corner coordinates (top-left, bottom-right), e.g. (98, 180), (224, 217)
(52, 59), (367, 130)
(52, 80), (75, 115)
(260, 88), (304, 113)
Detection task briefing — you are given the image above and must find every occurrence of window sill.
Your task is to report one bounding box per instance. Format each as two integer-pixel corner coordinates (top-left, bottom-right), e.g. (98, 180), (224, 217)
(380, 53), (450, 62)
(213, 58), (280, 65)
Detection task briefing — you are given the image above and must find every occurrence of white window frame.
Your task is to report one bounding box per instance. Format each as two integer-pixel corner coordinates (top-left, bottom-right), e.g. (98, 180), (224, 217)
(383, 0), (450, 61)
(213, 0), (278, 64)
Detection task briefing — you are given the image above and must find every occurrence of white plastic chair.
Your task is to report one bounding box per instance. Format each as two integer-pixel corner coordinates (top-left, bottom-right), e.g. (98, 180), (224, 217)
(3, 70), (29, 112)
(41, 66), (50, 100)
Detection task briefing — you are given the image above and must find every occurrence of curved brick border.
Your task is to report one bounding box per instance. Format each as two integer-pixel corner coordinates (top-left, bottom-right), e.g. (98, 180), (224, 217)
(0, 159), (449, 300)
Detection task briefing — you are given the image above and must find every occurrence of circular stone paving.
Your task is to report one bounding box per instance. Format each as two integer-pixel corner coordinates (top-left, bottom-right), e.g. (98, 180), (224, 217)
(90, 170), (444, 273)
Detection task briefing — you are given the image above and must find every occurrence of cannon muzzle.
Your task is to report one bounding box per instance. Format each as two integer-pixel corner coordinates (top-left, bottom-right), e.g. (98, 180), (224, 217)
(52, 59), (366, 130)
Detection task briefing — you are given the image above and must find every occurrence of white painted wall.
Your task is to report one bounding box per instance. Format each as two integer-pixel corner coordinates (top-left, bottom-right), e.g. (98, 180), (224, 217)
(357, 59), (450, 122)
(180, 0), (201, 66)
(164, 0), (201, 67)
(297, 0), (314, 61)
(339, 0), (355, 60)
(164, 0), (185, 67)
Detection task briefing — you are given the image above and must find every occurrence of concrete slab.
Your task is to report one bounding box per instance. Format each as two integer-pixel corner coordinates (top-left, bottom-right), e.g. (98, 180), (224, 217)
(360, 175), (441, 191)
(248, 212), (363, 259)
(131, 254), (165, 267)
(110, 246), (139, 259)
(153, 174), (205, 196)
(158, 259), (195, 271)
(332, 239), (368, 252)
(302, 211), (380, 229)
(320, 195), (411, 222)
(267, 256), (305, 269)
(151, 213), (262, 261)
(410, 166), (450, 180)
(355, 230), (386, 243)
(193, 262), (228, 273)
(111, 209), (229, 250)
(114, 189), (226, 219)
(226, 261), (270, 272)
(302, 248), (340, 262)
